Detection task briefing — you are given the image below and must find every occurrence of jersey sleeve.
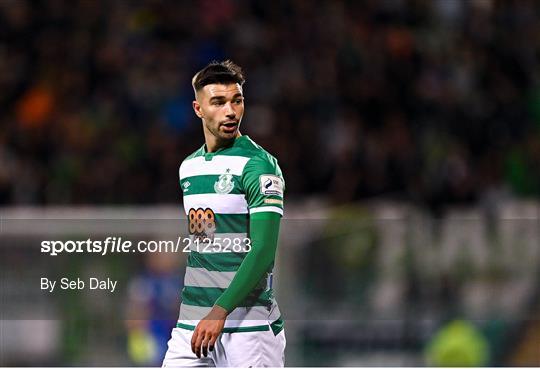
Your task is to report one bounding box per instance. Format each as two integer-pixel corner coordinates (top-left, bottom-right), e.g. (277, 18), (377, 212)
(241, 154), (285, 216)
(214, 211), (281, 312)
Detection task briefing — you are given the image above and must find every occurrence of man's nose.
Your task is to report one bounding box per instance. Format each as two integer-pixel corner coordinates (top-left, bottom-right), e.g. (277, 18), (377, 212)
(225, 102), (236, 117)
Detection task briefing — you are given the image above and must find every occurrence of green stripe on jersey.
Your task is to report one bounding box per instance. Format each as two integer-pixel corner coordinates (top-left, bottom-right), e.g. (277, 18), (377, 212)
(214, 213), (248, 233)
(181, 286), (273, 307)
(180, 175), (243, 195)
(176, 322), (270, 333)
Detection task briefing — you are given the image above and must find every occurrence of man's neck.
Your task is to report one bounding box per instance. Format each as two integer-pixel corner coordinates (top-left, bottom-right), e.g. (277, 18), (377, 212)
(204, 132), (242, 153)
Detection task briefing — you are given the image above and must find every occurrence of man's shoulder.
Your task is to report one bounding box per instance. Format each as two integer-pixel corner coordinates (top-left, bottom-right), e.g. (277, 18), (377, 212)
(233, 137), (283, 178)
(183, 145), (205, 162)
(232, 136), (279, 165)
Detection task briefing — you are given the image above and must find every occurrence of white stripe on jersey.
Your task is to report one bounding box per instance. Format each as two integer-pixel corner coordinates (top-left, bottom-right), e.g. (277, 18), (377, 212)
(179, 155), (250, 179)
(184, 267), (236, 289)
(250, 206), (284, 216)
(183, 193), (248, 214)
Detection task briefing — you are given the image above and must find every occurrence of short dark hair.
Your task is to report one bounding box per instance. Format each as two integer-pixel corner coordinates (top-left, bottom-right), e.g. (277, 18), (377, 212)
(192, 60), (245, 92)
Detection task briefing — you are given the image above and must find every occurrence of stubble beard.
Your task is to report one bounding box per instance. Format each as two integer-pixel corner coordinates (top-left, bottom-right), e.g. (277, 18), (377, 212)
(205, 120), (239, 145)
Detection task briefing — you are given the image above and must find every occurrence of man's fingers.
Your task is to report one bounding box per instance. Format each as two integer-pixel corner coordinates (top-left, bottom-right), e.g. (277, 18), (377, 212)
(191, 328), (199, 355)
(208, 334), (218, 352)
(192, 328), (204, 358)
(195, 331), (204, 358)
(201, 332), (211, 357)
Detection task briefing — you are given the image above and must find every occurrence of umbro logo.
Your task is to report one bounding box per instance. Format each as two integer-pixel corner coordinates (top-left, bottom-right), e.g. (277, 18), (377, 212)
(183, 181), (191, 192)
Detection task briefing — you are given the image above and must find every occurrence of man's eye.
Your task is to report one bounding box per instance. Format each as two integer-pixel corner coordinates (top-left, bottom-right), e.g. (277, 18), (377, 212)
(212, 101), (224, 106)
(234, 99), (243, 104)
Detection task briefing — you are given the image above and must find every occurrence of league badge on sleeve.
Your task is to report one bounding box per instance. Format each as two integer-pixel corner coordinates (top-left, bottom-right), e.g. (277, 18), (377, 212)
(259, 175), (284, 196)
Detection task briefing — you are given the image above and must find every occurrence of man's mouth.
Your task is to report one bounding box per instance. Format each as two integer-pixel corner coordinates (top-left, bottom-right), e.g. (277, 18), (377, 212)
(221, 121), (238, 133)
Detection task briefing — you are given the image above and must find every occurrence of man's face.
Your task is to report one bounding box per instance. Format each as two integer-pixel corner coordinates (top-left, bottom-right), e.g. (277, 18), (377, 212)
(193, 83), (244, 142)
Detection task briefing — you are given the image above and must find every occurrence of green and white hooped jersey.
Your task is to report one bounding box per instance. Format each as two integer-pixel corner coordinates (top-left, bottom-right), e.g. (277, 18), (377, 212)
(177, 135), (284, 332)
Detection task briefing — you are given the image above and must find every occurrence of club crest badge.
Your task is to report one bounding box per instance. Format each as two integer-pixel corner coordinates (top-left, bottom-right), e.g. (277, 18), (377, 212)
(214, 171), (234, 194)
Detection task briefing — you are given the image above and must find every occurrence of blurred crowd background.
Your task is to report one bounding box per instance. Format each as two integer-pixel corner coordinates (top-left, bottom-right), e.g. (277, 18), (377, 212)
(1, 0), (540, 210)
(1, 0), (540, 367)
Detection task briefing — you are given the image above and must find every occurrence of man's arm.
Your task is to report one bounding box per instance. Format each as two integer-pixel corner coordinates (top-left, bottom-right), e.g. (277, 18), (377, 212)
(215, 211), (280, 310)
(190, 212), (281, 358)
(191, 154), (284, 358)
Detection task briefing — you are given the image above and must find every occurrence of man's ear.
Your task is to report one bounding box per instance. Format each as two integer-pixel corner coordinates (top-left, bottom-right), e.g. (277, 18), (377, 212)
(193, 100), (203, 119)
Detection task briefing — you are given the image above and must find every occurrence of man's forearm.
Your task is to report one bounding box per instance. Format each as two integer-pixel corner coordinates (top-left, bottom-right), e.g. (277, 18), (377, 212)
(214, 211), (281, 312)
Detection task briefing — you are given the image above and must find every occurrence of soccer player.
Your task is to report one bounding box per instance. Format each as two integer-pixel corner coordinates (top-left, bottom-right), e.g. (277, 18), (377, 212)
(162, 61), (286, 367)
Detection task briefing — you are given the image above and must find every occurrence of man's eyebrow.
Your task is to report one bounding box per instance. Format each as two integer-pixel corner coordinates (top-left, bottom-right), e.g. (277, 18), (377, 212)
(209, 93), (243, 102)
(209, 96), (226, 101)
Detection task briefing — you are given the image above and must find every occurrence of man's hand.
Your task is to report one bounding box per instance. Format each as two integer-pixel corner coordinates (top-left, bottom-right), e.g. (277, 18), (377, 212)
(191, 305), (228, 358)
